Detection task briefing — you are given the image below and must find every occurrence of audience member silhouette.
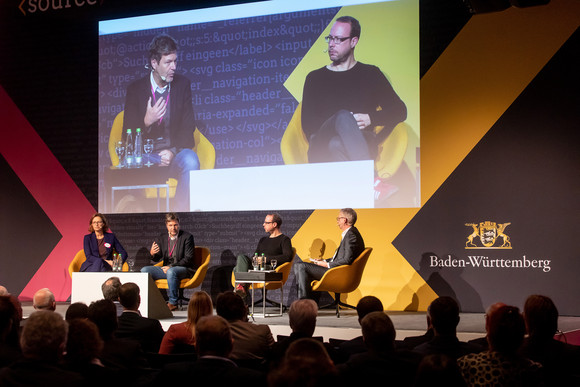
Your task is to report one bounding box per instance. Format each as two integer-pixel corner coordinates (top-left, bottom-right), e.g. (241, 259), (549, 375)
(0, 310), (84, 386)
(87, 299), (147, 371)
(269, 298), (318, 368)
(64, 318), (121, 386)
(337, 311), (422, 387)
(101, 276), (123, 317)
(466, 301), (506, 351)
(157, 315), (267, 385)
(32, 288), (56, 311)
(336, 295), (385, 360)
(400, 311), (434, 350)
(159, 290), (213, 355)
(268, 337), (340, 387)
(519, 294), (580, 384)
(215, 291), (274, 367)
(457, 305), (544, 386)
(413, 296), (481, 359)
(65, 302), (89, 321)
(116, 282), (165, 353)
(0, 295), (22, 368)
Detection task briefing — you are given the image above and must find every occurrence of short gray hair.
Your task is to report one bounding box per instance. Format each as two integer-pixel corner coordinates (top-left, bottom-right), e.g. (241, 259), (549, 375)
(340, 208), (357, 225)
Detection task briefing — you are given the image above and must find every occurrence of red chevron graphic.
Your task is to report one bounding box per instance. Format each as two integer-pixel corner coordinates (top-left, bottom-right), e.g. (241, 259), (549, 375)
(0, 85), (95, 301)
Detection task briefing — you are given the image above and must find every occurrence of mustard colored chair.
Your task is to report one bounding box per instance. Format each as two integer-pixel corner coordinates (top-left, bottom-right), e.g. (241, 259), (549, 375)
(280, 103), (309, 164)
(68, 249), (129, 278)
(311, 247), (373, 317)
(374, 122), (409, 179)
(279, 104), (409, 178)
(231, 248), (296, 307)
(107, 110), (216, 199)
(154, 246), (211, 309)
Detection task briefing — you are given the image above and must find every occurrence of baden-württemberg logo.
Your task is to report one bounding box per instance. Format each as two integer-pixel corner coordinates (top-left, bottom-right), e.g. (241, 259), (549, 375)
(465, 221), (511, 249)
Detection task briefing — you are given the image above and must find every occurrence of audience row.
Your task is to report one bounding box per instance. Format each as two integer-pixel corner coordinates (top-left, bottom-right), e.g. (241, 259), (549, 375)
(1, 282), (580, 386)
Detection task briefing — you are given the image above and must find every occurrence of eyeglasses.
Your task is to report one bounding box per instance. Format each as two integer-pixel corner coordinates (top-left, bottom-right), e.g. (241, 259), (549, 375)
(336, 217), (347, 221)
(92, 221), (104, 225)
(324, 35), (351, 44)
(263, 222), (274, 224)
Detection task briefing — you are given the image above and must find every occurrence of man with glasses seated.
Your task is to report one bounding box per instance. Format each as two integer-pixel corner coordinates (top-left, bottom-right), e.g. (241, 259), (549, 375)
(294, 208), (365, 301)
(301, 16), (407, 198)
(233, 213), (293, 300)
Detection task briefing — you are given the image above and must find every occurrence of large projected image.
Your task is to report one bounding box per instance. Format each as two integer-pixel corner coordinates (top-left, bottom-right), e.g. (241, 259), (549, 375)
(98, 0), (419, 213)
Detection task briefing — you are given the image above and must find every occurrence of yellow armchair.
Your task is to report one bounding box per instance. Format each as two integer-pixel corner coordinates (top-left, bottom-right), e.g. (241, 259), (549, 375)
(311, 247), (373, 317)
(68, 249), (129, 278)
(153, 246), (211, 309)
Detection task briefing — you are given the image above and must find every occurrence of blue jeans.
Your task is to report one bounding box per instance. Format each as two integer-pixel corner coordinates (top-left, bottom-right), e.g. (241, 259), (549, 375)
(141, 265), (190, 305)
(150, 149), (200, 211)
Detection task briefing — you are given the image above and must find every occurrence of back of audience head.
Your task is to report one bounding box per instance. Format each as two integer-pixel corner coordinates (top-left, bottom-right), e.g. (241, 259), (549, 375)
(524, 294), (558, 340)
(88, 299), (118, 340)
(414, 353), (467, 387)
(269, 338), (337, 387)
(195, 315), (233, 357)
(356, 295), (384, 324)
(118, 282), (140, 310)
(361, 311), (396, 352)
(487, 304), (525, 354)
(0, 295), (21, 347)
(428, 296), (460, 336)
(0, 285), (8, 296)
(216, 291), (247, 322)
(288, 299), (318, 337)
(101, 277), (122, 301)
(33, 287), (56, 311)
(66, 318), (104, 365)
(20, 310), (67, 361)
(65, 302), (89, 321)
(187, 291), (213, 326)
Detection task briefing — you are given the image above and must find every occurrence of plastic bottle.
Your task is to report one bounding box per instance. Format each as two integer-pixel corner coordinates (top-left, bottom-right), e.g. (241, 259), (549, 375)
(112, 252), (118, 271)
(134, 128), (143, 166)
(252, 253), (259, 270)
(125, 129), (134, 167)
(261, 253), (266, 271)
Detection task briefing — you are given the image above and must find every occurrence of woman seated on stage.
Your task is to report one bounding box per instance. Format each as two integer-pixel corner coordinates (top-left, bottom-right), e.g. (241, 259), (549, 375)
(81, 213), (128, 272)
(159, 291), (213, 355)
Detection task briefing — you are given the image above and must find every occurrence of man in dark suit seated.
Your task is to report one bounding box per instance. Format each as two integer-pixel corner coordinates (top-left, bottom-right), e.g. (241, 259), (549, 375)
(294, 207), (365, 301)
(115, 282), (165, 353)
(156, 315), (266, 385)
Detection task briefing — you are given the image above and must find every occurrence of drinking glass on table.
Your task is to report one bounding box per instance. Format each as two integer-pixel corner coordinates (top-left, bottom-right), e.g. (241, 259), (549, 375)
(127, 258), (135, 272)
(115, 141), (125, 168)
(270, 259), (277, 270)
(252, 256), (259, 270)
(144, 139), (154, 167)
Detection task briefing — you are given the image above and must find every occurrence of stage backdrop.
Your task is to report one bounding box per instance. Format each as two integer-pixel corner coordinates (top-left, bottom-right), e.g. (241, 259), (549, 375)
(1, 0), (579, 315)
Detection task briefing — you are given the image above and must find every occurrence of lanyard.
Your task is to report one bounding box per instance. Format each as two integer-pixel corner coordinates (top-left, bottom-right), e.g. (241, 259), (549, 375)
(168, 236), (177, 257)
(151, 83), (170, 123)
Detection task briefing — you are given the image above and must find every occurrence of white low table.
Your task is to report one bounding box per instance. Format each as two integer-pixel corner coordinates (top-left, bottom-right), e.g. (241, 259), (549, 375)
(71, 272), (172, 319)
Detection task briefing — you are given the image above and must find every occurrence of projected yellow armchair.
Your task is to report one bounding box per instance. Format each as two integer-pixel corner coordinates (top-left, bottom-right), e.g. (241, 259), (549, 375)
(107, 110), (216, 199)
